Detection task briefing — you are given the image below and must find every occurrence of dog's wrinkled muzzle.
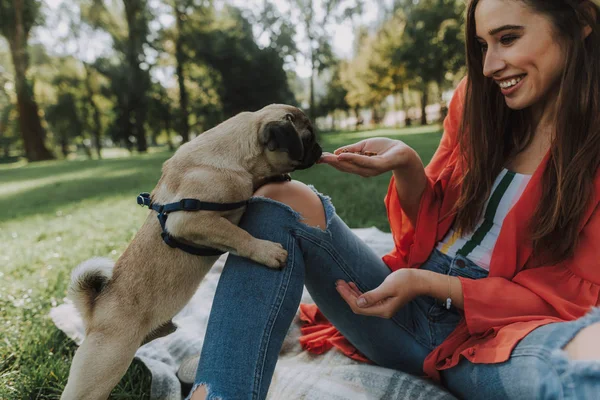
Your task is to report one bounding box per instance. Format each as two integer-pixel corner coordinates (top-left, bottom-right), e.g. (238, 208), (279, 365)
(296, 142), (322, 170)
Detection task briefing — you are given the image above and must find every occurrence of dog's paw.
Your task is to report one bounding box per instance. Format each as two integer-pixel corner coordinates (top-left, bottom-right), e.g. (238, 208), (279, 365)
(254, 240), (288, 269)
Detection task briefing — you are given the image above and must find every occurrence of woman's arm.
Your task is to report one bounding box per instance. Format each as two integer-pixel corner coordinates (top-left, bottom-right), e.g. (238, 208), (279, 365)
(392, 149), (427, 226)
(335, 268), (464, 318)
(414, 269), (464, 309)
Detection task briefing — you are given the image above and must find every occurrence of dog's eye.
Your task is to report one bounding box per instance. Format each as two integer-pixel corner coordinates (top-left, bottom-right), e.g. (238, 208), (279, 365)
(285, 114), (294, 122)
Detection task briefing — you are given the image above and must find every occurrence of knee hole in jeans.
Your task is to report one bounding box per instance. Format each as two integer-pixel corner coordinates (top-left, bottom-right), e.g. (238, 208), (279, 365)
(563, 322), (600, 361)
(253, 180), (327, 230)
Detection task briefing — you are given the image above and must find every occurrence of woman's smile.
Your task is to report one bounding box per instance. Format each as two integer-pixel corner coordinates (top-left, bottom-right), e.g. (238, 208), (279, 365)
(497, 74), (526, 96)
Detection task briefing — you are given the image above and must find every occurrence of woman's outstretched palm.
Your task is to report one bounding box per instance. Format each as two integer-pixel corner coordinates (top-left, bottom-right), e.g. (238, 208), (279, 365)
(318, 137), (414, 177)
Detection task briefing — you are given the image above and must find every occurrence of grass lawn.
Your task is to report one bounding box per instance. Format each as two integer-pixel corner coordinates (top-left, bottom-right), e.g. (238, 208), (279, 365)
(0, 124), (441, 399)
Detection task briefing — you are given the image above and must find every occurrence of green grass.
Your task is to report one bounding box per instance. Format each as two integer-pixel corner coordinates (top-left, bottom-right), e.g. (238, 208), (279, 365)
(0, 125), (441, 399)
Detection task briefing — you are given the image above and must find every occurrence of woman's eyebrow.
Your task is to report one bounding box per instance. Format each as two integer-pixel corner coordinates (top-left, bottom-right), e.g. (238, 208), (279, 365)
(489, 24), (525, 35)
(475, 25), (524, 40)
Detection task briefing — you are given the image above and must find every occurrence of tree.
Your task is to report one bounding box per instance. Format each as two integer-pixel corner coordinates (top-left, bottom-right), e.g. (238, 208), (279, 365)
(43, 58), (103, 159)
(291, 0), (361, 121)
(393, 0), (465, 125)
(316, 62), (349, 130)
(184, 6), (295, 119)
(0, 69), (18, 157)
(172, 0), (191, 143)
(58, 3), (107, 158)
(0, 0), (54, 161)
(82, 63), (104, 158)
(93, 56), (136, 151)
(340, 16), (408, 129)
(83, 0), (152, 152)
(123, 0), (151, 152)
(45, 91), (83, 157)
(163, 0), (216, 143)
(147, 82), (176, 149)
(247, 0), (299, 67)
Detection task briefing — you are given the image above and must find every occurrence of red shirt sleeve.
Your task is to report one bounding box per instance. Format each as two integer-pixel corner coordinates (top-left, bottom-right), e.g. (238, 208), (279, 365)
(383, 78), (467, 271)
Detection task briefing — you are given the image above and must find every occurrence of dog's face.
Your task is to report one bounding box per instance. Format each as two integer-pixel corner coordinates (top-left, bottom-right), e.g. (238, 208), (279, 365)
(257, 105), (322, 173)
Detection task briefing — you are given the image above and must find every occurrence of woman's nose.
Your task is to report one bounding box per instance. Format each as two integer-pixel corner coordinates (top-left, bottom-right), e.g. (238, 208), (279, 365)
(482, 49), (506, 78)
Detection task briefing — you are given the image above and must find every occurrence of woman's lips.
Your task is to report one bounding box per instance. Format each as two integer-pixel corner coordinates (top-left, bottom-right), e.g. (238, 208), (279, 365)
(500, 75), (526, 96)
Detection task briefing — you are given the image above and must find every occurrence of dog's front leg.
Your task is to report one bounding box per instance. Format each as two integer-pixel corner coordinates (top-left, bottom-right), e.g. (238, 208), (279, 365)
(167, 214), (288, 269)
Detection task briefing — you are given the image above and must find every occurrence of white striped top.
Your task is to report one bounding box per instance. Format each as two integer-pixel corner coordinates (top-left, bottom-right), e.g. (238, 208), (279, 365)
(436, 168), (532, 271)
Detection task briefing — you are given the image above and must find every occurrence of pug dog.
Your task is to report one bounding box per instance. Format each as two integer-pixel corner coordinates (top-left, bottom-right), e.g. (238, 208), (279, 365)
(60, 104), (322, 400)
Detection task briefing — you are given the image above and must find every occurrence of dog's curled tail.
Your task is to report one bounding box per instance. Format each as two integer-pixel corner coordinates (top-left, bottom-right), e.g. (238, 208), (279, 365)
(68, 257), (114, 323)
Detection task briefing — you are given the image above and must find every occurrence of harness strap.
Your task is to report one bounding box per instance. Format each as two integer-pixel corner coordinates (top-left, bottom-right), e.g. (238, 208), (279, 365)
(136, 192), (248, 256)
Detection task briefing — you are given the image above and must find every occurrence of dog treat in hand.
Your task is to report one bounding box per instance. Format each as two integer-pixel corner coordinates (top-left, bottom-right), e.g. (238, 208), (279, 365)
(339, 149), (378, 156)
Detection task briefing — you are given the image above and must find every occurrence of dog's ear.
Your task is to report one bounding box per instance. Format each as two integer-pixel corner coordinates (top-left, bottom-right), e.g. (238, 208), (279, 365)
(259, 119), (304, 161)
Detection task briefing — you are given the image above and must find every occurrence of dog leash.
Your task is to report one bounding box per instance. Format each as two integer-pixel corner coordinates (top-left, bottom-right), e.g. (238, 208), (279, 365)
(136, 192), (248, 256)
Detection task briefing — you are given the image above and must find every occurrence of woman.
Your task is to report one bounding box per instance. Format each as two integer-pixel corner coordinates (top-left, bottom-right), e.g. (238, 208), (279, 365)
(189, 0), (600, 398)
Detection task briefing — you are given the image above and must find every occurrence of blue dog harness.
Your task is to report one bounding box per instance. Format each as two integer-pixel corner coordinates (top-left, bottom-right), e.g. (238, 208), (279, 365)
(136, 192), (248, 256)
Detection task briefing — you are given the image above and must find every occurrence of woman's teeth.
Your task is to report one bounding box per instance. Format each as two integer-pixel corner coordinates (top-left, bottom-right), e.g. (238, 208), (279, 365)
(499, 76), (524, 89)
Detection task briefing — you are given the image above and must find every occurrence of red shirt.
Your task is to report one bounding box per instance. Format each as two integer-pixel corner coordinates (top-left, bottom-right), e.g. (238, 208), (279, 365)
(299, 78), (600, 381)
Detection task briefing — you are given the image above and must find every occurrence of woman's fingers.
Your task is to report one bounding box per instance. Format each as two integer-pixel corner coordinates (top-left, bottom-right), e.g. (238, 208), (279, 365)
(334, 142), (366, 155)
(318, 155), (377, 177)
(337, 152), (381, 168)
(317, 152), (337, 164)
(348, 282), (363, 297)
(319, 152), (384, 176)
(336, 283), (396, 317)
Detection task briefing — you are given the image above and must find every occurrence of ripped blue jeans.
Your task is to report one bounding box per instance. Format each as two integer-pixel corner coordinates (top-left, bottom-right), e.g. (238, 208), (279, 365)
(187, 186), (600, 400)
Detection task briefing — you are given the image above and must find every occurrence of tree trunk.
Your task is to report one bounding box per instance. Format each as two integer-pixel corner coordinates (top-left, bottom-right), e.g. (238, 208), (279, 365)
(134, 103), (148, 152)
(420, 88), (428, 126)
(309, 49), (315, 123)
(82, 142), (92, 158)
(0, 119), (9, 158)
(330, 112), (335, 131)
(165, 105), (175, 151)
(402, 89), (411, 127)
(9, 0), (54, 162)
(371, 106), (379, 126)
(175, 5), (190, 143)
(84, 65), (103, 159)
(60, 134), (69, 158)
(124, 0), (148, 153)
(354, 106), (362, 131)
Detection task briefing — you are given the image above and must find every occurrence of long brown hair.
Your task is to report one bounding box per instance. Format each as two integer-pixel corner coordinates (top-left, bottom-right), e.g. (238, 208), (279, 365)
(454, 0), (600, 265)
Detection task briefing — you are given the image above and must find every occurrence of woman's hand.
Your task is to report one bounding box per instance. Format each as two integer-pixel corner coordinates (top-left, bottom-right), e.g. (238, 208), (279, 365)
(335, 269), (422, 319)
(318, 138), (415, 177)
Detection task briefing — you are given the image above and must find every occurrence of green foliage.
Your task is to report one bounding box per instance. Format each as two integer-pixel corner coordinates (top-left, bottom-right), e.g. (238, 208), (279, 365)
(0, 0), (466, 160)
(0, 0), (42, 39)
(331, 0), (465, 126)
(183, 5), (296, 117)
(394, 0), (465, 90)
(317, 62), (350, 118)
(250, 0), (299, 62)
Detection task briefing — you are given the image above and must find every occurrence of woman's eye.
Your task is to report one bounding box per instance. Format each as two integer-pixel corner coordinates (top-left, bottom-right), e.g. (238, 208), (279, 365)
(479, 42), (488, 53)
(500, 35), (518, 45)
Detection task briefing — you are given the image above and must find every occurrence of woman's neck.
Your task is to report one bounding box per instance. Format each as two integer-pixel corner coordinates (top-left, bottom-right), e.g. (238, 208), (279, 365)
(529, 87), (559, 139)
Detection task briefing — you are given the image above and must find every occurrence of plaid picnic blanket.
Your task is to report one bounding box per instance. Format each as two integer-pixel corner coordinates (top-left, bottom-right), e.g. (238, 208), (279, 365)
(50, 227), (455, 400)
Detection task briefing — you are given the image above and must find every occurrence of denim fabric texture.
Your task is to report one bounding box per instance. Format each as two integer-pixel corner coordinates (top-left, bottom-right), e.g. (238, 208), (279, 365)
(187, 187), (600, 400)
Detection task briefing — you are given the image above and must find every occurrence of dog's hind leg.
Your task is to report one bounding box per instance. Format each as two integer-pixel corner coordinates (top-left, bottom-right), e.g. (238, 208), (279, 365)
(61, 324), (148, 400)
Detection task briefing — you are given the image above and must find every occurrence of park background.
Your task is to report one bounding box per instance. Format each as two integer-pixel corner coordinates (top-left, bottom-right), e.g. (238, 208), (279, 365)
(0, 0), (466, 397)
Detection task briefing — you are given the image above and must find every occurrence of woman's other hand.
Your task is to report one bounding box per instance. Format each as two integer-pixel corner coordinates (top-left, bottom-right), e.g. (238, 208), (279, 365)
(335, 269), (421, 319)
(318, 138), (415, 177)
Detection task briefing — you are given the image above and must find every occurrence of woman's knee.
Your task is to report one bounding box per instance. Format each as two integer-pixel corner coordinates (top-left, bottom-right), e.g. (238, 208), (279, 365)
(564, 322), (600, 361)
(253, 180), (326, 229)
